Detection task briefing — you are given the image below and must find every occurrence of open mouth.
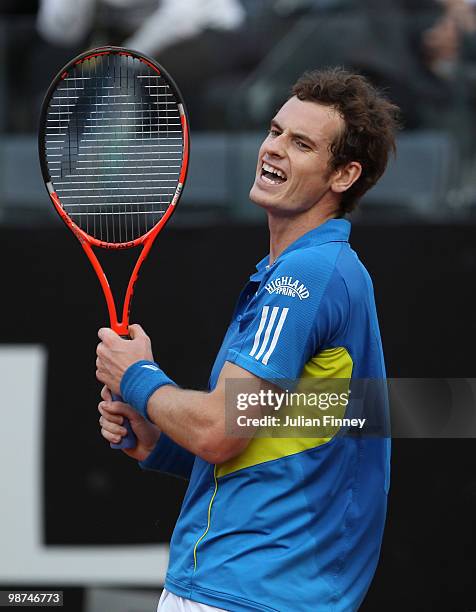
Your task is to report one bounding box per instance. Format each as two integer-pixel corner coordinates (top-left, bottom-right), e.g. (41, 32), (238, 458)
(261, 162), (287, 185)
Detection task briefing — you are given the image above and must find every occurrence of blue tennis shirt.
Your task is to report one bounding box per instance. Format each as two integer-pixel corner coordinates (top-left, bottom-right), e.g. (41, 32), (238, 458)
(141, 219), (390, 612)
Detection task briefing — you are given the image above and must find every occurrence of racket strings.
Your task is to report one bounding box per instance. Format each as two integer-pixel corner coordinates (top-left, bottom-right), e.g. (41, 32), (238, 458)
(45, 52), (183, 243)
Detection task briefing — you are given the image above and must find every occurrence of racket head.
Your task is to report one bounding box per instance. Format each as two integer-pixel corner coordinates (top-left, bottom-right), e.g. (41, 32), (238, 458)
(38, 46), (189, 249)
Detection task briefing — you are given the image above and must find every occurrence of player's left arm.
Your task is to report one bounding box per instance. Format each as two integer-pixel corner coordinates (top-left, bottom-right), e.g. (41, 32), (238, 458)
(96, 325), (265, 464)
(145, 360), (263, 464)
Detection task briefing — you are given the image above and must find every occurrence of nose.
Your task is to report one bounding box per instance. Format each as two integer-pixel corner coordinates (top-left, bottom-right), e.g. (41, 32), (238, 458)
(263, 132), (286, 158)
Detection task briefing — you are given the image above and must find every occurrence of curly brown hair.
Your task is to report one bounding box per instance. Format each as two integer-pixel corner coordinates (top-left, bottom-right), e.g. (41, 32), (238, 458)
(291, 68), (401, 214)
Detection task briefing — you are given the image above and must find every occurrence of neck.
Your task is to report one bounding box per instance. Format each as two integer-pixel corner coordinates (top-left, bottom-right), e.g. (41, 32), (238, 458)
(268, 204), (339, 264)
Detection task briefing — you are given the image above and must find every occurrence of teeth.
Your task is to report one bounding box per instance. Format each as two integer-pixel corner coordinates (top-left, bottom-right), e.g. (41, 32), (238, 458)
(262, 162), (286, 179)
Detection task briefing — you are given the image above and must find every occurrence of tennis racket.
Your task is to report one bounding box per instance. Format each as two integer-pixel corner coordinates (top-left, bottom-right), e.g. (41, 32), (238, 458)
(38, 46), (189, 449)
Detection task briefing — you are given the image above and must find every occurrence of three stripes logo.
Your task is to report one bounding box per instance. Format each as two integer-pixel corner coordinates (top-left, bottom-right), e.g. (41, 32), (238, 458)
(249, 306), (289, 366)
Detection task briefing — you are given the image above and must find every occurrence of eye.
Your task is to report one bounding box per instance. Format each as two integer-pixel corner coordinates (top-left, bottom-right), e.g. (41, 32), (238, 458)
(268, 128), (281, 138)
(295, 140), (311, 150)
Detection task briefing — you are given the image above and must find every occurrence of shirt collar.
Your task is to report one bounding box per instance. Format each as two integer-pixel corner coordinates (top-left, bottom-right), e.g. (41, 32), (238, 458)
(251, 219), (350, 280)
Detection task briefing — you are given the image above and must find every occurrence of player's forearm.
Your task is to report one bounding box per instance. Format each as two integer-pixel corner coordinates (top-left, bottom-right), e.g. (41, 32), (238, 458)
(102, 354), (253, 463)
(145, 385), (239, 463)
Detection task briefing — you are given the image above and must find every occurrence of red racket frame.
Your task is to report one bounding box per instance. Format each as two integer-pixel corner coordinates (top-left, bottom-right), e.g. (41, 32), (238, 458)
(39, 47), (189, 449)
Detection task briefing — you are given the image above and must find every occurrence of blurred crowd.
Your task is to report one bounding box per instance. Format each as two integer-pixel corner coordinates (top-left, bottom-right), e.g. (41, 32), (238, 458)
(1, 0), (476, 141)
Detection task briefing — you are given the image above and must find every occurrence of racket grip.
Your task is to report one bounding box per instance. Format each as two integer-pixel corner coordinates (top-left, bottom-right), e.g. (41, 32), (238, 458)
(109, 391), (137, 449)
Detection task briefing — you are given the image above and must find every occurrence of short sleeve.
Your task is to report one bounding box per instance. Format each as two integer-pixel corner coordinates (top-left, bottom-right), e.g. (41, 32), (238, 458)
(139, 433), (195, 480)
(226, 246), (349, 383)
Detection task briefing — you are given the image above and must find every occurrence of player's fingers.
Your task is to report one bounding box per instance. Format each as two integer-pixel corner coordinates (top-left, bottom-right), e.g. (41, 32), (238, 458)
(99, 399), (139, 423)
(97, 328), (108, 341)
(98, 327), (118, 343)
(100, 426), (124, 445)
(99, 415), (127, 437)
(96, 369), (107, 385)
(100, 385), (112, 401)
(98, 400), (126, 417)
(128, 323), (143, 338)
(98, 404), (124, 425)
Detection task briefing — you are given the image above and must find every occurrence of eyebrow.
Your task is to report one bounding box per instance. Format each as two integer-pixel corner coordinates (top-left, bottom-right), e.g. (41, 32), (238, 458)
(270, 119), (318, 150)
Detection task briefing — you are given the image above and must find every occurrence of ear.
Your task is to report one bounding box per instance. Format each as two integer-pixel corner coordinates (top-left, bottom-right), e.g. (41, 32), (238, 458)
(330, 162), (362, 194)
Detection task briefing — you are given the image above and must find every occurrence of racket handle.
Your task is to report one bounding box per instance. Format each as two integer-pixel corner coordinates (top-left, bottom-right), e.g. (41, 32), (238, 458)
(109, 391), (137, 449)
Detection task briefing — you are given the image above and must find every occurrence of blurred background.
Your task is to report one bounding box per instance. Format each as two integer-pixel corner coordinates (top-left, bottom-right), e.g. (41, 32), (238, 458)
(0, 0), (476, 610)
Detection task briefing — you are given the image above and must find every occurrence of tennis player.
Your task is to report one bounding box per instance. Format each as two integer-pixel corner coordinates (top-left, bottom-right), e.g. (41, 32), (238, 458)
(96, 68), (399, 612)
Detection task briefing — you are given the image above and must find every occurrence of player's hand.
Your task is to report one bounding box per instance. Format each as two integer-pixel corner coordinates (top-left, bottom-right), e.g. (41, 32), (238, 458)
(98, 386), (160, 461)
(96, 323), (154, 395)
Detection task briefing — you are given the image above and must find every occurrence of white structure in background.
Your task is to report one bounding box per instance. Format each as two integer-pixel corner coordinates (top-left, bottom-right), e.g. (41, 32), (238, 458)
(36, 0), (245, 54)
(0, 345), (168, 585)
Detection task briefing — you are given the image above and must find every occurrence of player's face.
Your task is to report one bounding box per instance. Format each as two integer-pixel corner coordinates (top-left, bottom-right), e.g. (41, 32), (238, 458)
(249, 96), (344, 215)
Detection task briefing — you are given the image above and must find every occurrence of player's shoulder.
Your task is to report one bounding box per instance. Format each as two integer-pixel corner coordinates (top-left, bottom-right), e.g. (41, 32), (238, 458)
(259, 242), (346, 306)
(332, 241), (375, 299)
(271, 240), (346, 282)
